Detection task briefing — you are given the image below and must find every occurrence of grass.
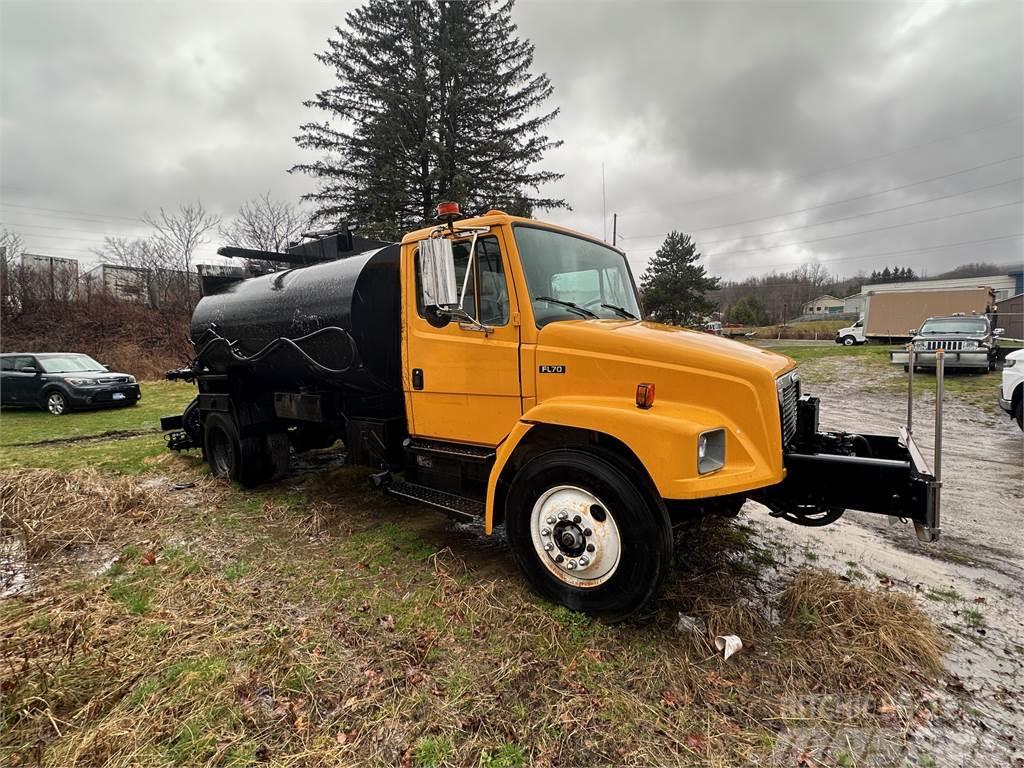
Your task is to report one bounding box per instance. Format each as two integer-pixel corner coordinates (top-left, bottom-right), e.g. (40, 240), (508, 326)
(0, 399), (953, 766)
(0, 380), (196, 474)
(0, 379), (195, 447)
(0, 465), (950, 767)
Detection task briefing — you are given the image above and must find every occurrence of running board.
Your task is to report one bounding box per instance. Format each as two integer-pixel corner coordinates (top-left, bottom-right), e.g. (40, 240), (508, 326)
(404, 438), (496, 463)
(385, 481), (484, 521)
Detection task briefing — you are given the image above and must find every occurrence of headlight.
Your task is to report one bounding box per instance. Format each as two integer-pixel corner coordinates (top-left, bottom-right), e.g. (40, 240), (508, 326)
(127, 375), (137, 383)
(913, 341), (927, 351)
(962, 341), (979, 351)
(1005, 358), (1017, 368)
(64, 378), (90, 386)
(698, 429), (726, 475)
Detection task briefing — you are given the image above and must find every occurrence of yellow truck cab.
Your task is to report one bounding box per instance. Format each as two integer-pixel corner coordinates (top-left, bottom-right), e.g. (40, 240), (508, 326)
(163, 205), (942, 620)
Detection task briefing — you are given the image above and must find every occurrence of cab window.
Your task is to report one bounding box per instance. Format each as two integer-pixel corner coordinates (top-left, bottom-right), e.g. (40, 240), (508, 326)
(415, 236), (509, 327)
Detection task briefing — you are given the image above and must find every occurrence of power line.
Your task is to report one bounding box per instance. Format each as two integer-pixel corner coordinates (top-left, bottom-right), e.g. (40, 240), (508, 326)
(701, 199), (1021, 258)
(673, 114), (1022, 208)
(621, 152), (1024, 241)
(0, 202), (141, 222)
(715, 233), (1024, 273)
(698, 175), (1023, 246)
(0, 219), (146, 237)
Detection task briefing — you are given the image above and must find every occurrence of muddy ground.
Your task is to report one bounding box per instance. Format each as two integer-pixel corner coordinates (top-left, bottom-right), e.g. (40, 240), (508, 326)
(751, 354), (1023, 766)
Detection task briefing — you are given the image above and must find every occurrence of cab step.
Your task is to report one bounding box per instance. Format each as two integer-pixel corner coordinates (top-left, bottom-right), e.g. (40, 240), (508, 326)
(404, 438), (495, 463)
(385, 481), (484, 521)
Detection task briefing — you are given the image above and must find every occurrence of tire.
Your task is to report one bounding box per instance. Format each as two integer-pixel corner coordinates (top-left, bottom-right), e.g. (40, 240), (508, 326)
(841, 335), (855, 346)
(504, 449), (673, 622)
(1014, 398), (1023, 431)
(203, 412), (268, 487)
(44, 390), (68, 416)
(903, 365), (909, 373)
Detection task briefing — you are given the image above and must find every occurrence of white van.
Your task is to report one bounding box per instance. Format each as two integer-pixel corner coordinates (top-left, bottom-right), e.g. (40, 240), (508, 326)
(834, 319), (866, 346)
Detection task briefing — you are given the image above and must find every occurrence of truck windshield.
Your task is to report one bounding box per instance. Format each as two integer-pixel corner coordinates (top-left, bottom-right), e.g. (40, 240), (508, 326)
(919, 318), (989, 335)
(514, 225), (641, 327)
(38, 354), (105, 373)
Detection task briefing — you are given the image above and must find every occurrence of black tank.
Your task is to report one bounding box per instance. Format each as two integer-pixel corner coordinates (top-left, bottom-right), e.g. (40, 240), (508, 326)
(190, 245), (402, 393)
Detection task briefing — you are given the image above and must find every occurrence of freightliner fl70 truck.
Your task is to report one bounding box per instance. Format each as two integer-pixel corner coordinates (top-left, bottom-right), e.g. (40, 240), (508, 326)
(162, 204), (942, 620)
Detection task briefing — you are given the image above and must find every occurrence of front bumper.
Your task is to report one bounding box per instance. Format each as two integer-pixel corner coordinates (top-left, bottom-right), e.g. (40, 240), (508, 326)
(999, 387), (1013, 414)
(890, 349), (988, 368)
(757, 396), (941, 542)
(66, 383), (141, 407)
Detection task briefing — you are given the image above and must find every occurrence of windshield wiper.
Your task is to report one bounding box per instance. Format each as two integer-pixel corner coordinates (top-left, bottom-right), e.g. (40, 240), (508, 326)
(534, 296), (598, 319)
(600, 303), (638, 320)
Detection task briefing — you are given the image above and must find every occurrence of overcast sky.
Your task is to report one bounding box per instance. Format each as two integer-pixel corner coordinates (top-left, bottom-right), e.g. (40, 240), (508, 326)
(1, 0), (1022, 282)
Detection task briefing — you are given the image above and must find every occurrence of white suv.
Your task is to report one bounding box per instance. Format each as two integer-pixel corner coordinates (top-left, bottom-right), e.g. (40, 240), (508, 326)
(999, 348), (1024, 430)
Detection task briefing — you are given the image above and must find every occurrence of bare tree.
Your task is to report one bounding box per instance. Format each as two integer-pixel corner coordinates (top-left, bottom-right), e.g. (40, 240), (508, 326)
(142, 201), (221, 278)
(220, 192), (310, 253)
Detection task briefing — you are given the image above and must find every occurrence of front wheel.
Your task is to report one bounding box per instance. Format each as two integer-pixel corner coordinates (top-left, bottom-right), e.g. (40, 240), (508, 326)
(45, 391), (68, 415)
(842, 335), (856, 346)
(505, 449), (673, 622)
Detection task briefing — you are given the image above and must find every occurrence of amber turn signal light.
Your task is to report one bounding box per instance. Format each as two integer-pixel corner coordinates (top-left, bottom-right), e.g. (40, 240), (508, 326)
(636, 382), (655, 409)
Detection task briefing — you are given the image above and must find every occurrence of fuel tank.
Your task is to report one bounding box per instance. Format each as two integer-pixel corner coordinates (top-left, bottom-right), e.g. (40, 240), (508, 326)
(189, 245), (401, 393)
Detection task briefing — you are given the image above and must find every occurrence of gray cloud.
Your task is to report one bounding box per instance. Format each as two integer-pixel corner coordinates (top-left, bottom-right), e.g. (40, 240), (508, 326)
(2, 0), (1021, 281)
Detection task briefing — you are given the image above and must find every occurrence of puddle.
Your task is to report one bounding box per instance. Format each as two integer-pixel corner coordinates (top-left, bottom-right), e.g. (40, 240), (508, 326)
(1, 534), (30, 598)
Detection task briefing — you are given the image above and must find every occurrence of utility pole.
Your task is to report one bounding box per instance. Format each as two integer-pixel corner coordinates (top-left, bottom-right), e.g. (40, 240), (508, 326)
(612, 213), (617, 247)
(601, 163), (607, 241)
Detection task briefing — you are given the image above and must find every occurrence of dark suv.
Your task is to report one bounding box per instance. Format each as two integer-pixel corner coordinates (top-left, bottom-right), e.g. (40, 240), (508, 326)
(0, 353), (141, 415)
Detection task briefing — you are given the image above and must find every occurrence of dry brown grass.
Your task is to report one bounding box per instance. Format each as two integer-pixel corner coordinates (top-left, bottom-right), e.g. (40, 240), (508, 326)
(0, 469), (168, 559)
(0, 469), (949, 767)
(779, 568), (945, 690)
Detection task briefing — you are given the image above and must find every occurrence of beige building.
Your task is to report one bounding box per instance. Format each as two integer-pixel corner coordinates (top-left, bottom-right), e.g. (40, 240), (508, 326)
(801, 294), (845, 316)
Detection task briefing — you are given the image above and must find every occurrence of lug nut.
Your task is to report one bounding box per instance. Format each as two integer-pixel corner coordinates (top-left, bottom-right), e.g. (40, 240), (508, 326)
(557, 511), (568, 520)
(566, 560), (577, 570)
(578, 556), (590, 567)
(543, 542), (553, 551)
(555, 554), (564, 563)
(546, 516), (556, 525)
(573, 514), (582, 524)
(586, 544), (595, 553)
(584, 528), (592, 536)
(541, 527), (550, 536)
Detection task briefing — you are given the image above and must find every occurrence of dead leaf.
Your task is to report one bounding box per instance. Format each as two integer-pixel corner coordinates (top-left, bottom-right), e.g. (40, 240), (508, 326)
(141, 550), (156, 566)
(684, 733), (705, 752)
(378, 615), (395, 631)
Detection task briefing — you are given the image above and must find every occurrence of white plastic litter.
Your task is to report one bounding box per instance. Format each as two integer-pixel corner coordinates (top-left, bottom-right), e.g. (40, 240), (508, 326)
(676, 613), (707, 635)
(714, 634), (743, 660)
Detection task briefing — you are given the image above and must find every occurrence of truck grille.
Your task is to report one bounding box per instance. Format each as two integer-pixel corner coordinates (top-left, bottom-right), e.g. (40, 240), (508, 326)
(919, 340), (966, 351)
(777, 371), (800, 447)
(97, 376), (130, 384)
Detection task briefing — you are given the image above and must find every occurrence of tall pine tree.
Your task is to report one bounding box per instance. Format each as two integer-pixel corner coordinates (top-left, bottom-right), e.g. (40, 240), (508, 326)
(640, 232), (720, 327)
(292, 0), (565, 240)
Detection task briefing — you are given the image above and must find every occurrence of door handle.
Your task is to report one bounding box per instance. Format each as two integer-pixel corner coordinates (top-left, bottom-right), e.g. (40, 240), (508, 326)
(412, 368), (424, 390)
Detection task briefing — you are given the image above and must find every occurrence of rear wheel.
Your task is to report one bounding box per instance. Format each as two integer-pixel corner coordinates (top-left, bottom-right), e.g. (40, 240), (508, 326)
(505, 449), (672, 622)
(203, 412), (272, 487)
(45, 391), (68, 416)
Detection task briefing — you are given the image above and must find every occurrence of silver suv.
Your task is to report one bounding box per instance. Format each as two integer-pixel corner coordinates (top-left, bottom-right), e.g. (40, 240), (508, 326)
(901, 314), (1002, 373)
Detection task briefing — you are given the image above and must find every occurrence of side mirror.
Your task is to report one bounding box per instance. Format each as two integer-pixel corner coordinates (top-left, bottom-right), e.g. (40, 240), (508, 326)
(908, 328), (918, 336)
(418, 237), (458, 310)
(20, 366), (38, 374)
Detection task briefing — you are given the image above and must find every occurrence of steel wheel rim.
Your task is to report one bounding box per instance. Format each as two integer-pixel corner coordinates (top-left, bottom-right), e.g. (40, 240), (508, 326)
(529, 485), (621, 588)
(47, 393), (65, 415)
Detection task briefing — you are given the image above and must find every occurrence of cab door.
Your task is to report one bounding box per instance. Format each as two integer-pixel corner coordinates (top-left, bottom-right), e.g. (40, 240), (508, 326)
(404, 230), (522, 446)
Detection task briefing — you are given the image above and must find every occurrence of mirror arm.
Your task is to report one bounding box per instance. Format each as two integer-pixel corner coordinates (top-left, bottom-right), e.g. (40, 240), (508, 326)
(457, 231), (480, 311)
